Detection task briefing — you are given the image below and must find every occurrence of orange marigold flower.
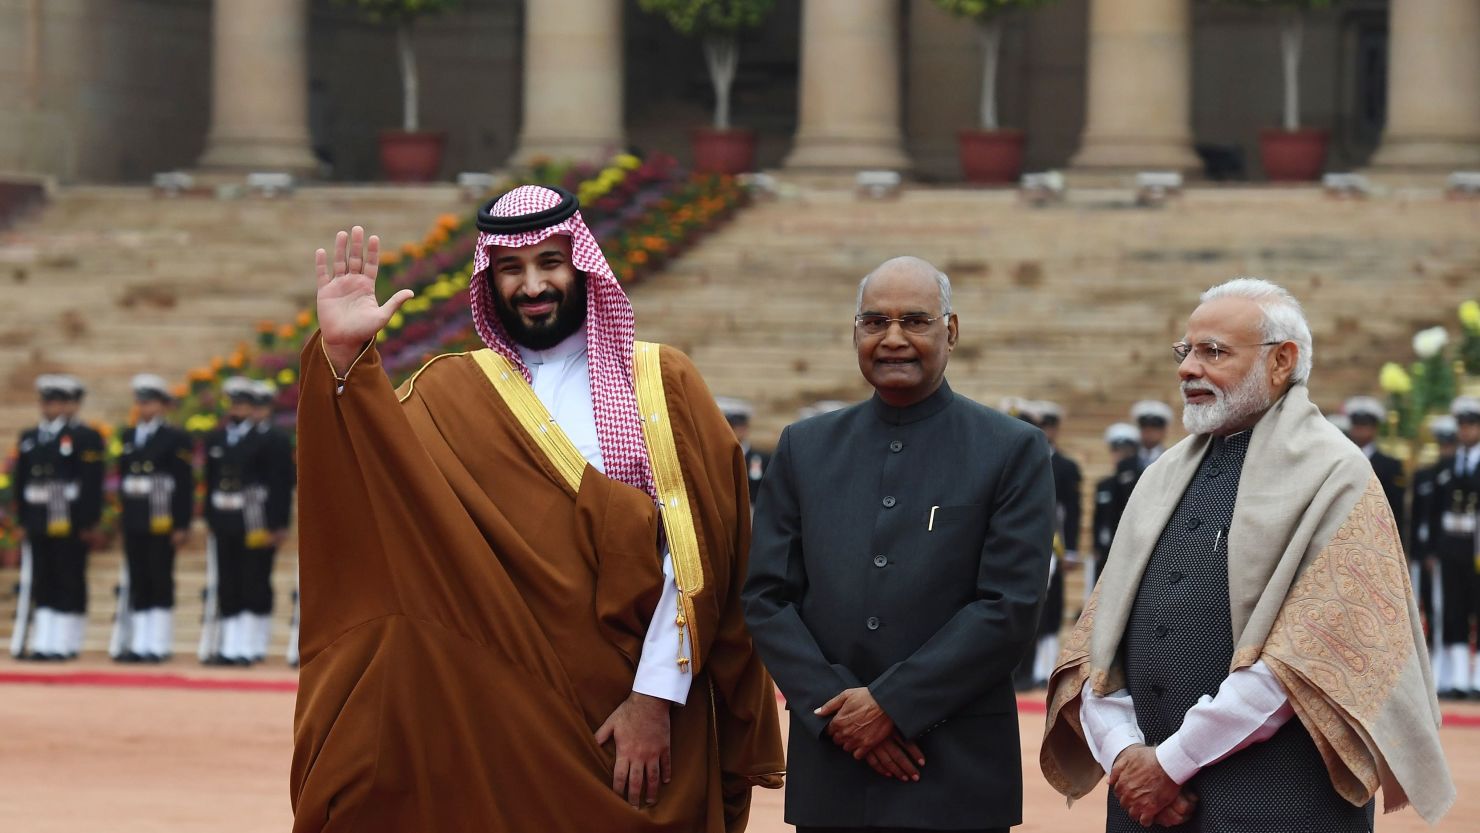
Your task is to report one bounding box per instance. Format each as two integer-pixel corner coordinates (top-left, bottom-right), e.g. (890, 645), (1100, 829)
(256, 320), (275, 334)
(209, 357), (224, 372)
(278, 324), (298, 341)
(629, 250), (649, 265)
(295, 310), (313, 328)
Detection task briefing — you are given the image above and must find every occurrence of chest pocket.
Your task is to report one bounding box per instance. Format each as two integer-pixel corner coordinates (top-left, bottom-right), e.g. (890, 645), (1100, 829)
(928, 503), (988, 541)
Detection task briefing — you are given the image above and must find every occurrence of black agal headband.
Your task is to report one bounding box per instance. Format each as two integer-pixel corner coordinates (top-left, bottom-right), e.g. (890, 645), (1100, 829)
(476, 186), (580, 234)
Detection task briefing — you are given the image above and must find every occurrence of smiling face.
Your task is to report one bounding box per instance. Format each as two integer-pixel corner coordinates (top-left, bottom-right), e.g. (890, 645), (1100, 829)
(488, 236), (588, 351)
(854, 264), (957, 408)
(1177, 296), (1298, 436)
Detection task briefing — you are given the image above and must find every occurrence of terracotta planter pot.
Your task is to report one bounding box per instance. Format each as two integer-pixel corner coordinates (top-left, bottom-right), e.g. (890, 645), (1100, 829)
(378, 130), (447, 183)
(1259, 128), (1329, 182)
(958, 128), (1025, 184)
(691, 127), (757, 175)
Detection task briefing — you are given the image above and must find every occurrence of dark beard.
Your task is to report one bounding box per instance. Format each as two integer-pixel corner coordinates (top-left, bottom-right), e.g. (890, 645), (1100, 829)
(490, 271), (588, 351)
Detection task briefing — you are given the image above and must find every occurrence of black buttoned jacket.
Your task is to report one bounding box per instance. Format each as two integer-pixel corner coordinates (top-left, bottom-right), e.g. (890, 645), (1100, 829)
(742, 381), (1056, 830)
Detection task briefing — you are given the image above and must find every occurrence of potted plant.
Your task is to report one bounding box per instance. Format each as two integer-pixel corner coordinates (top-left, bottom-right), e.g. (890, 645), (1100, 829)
(931, 0), (1055, 184)
(1218, 0), (1342, 181)
(638, 0), (776, 175)
(335, 0), (462, 182)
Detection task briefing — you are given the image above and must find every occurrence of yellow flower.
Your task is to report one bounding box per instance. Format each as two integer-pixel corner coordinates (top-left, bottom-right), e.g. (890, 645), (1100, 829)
(0, 473), (10, 491)
(387, 311), (405, 331)
(1460, 299), (1480, 332)
(613, 153), (641, 171)
(1379, 362), (1412, 394)
(108, 439), (124, 458)
(376, 330), (387, 343)
(277, 369), (297, 386)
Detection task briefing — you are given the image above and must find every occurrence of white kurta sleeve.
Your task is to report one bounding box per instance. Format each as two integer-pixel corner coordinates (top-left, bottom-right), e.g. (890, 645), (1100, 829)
(1080, 678), (1146, 774)
(631, 548), (693, 705)
(1154, 659), (1294, 784)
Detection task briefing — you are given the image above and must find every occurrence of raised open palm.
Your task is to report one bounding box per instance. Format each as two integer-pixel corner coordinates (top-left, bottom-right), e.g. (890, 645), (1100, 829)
(315, 226), (414, 370)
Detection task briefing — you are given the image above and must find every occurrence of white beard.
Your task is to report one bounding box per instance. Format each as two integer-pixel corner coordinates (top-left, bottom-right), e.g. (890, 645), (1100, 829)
(1182, 367), (1272, 435)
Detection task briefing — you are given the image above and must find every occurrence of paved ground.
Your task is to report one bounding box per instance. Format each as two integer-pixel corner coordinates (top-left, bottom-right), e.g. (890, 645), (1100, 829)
(2, 656), (1476, 832)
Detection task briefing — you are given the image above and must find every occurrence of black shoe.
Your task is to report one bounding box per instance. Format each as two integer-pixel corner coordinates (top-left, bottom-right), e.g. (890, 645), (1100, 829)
(201, 654), (229, 666)
(1438, 689), (1464, 701)
(114, 652), (141, 664)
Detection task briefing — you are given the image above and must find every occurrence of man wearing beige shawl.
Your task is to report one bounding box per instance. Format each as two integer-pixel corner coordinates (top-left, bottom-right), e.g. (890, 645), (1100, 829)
(1041, 278), (1454, 831)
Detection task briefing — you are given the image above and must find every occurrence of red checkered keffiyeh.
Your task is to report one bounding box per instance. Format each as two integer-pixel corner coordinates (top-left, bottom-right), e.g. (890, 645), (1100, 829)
(470, 185), (656, 501)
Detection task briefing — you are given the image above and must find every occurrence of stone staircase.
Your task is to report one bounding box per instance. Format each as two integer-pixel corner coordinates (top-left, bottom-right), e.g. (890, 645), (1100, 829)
(4, 181), (1480, 657)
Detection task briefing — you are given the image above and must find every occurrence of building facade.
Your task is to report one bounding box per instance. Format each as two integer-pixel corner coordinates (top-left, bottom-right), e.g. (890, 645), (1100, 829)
(1, 0), (1477, 183)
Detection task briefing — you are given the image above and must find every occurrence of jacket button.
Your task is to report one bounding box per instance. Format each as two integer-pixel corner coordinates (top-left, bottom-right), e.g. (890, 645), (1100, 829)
(881, 496), (896, 508)
(1168, 571), (1184, 585)
(1207, 467), (1222, 479)
(889, 440), (903, 453)
(1185, 518), (1201, 531)
(873, 555), (888, 568)
(1154, 625), (1170, 638)
(866, 616), (881, 630)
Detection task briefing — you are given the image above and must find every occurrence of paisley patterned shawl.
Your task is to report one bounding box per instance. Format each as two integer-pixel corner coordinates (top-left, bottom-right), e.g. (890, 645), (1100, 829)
(1040, 386), (1455, 824)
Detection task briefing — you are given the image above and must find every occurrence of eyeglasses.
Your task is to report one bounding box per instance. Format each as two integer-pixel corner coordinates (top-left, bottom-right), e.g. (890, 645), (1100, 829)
(1172, 340), (1282, 364)
(855, 313), (948, 336)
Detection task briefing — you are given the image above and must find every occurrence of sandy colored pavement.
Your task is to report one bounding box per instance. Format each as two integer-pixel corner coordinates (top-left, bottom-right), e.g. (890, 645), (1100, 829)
(2, 657), (1478, 832)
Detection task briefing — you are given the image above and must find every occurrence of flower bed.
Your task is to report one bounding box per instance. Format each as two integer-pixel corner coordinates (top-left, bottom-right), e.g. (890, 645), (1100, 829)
(0, 153), (750, 560)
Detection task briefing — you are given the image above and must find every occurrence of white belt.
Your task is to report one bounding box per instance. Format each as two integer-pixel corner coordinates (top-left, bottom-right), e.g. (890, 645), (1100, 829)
(211, 491), (246, 511)
(1441, 511), (1477, 536)
(23, 483), (78, 505)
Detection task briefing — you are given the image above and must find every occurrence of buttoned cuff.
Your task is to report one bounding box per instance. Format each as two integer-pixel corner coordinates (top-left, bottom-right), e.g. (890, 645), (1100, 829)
(1155, 734), (1201, 785)
(1098, 725), (1147, 775)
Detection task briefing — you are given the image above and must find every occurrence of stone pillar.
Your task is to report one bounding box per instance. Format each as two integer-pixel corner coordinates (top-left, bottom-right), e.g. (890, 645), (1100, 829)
(1369, 0), (1480, 171)
(1070, 0), (1199, 172)
(510, 0), (623, 164)
(784, 0), (910, 172)
(196, 0), (318, 174)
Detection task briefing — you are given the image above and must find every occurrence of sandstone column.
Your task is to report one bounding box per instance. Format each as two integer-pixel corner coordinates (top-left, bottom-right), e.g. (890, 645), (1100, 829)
(197, 0), (318, 174)
(1369, 0), (1480, 171)
(1070, 0), (1199, 172)
(784, 0), (910, 172)
(510, 0), (624, 164)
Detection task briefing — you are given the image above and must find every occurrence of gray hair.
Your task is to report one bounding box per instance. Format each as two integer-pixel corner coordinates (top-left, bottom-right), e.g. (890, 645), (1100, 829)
(856, 256), (953, 316)
(1199, 277), (1314, 385)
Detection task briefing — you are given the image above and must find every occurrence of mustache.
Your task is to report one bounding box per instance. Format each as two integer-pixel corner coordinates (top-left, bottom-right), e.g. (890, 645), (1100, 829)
(1181, 380), (1220, 397)
(514, 290), (562, 306)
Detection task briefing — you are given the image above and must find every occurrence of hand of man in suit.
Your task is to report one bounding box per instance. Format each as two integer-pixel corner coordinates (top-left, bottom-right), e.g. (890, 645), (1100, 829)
(1108, 744), (1180, 826)
(816, 687), (924, 782)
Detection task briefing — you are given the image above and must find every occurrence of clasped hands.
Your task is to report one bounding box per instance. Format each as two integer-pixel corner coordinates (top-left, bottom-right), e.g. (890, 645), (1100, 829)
(816, 687), (925, 783)
(1107, 744), (1198, 827)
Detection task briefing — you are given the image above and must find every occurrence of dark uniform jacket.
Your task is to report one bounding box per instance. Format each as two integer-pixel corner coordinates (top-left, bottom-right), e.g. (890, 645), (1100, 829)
(254, 422), (296, 532)
(13, 421), (104, 537)
(1094, 457), (1142, 560)
(1051, 451), (1082, 553)
(1367, 448), (1408, 550)
(117, 422), (195, 535)
(742, 381), (1056, 830)
(204, 423), (274, 538)
(1409, 457), (1452, 560)
(1428, 453), (1479, 563)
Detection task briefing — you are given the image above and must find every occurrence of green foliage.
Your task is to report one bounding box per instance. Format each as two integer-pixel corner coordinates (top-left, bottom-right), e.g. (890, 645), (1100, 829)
(637, 0), (776, 37)
(332, 0), (462, 24)
(931, 0), (1053, 21)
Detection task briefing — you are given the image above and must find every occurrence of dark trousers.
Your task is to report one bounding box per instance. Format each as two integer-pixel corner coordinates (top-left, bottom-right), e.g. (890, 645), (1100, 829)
(798, 827), (1007, 833)
(217, 534), (277, 617)
(1439, 551), (1476, 646)
(123, 531), (176, 611)
(29, 533), (88, 613)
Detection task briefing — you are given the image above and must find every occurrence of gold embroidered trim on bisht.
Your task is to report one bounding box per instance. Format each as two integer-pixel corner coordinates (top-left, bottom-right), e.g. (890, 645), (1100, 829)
(634, 341), (705, 671)
(396, 352), (468, 404)
(468, 349), (588, 494)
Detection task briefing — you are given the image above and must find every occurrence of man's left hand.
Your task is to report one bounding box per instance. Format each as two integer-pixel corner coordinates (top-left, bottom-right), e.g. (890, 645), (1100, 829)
(816, 687), (896, 756)
(595, 692), (672, 808)
(1107, 744), (1181, 826)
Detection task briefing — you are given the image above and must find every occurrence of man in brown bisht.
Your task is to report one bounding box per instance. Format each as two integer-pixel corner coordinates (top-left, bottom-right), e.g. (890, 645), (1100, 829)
(1041, 278), (1454, 831)
(291, 185), (783, 831)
